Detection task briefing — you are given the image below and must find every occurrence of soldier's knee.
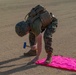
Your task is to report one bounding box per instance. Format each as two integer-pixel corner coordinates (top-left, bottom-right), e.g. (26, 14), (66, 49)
(44, 37), (52, 44)
(44, 37), (53, 53)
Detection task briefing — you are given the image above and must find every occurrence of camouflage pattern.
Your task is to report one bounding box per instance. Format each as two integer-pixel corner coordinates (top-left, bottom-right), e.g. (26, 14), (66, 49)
(44, 17), (58, 53)
(29, 32), (36, 46)
(15, 21), (29, 37)
(29, 17), (58, 53)
(30, 18), (42, 36)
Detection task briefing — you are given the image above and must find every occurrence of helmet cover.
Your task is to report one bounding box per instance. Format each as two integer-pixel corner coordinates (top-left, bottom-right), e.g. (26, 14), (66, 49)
(15, 21), (29, 37)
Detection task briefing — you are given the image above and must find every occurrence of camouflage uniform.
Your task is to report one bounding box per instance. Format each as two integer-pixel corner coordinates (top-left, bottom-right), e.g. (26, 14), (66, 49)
(15, 5), (58, 58)
(29, 17), (58, 53)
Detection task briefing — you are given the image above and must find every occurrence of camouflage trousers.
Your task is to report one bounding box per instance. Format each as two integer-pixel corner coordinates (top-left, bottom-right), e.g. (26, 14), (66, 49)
(29, 28), (53, 53)
(29, 18), (58, 53)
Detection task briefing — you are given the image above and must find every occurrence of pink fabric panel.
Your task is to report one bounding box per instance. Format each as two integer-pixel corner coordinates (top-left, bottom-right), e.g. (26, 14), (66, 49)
(35, 55), (76, 71)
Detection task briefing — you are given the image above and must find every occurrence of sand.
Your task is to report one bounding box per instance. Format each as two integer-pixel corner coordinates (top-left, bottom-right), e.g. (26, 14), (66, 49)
(0, 0), (76, 75)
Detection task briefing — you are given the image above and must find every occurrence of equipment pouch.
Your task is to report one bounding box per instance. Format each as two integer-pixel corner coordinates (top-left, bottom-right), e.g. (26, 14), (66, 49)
(40, 12), (53, 27)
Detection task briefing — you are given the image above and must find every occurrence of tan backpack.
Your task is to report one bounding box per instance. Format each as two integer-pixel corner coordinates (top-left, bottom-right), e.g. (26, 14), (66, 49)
(25, 5), (53, 27)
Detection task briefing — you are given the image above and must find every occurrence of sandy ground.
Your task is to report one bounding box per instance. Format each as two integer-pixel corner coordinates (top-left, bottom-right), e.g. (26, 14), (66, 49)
(0, 0), (76, 75)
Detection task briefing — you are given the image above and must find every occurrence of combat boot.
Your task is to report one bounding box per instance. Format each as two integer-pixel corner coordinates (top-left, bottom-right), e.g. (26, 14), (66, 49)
(45, 52), (52, 64)
(24, 49), (36, 56)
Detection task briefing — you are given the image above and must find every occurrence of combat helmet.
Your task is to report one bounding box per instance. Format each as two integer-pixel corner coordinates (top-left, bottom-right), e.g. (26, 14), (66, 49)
(15, 21), (30, 37)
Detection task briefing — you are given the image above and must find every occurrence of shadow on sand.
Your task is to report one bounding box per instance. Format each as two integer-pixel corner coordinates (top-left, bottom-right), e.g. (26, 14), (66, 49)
(0, 55), (38, 75)
(0, 55), (33, 65)
(70, 74), (76, 75)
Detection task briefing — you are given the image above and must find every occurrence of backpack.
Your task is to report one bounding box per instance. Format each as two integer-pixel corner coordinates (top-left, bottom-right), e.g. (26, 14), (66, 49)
(29, 5), (45, 17)
(25, 5), (53, 27)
